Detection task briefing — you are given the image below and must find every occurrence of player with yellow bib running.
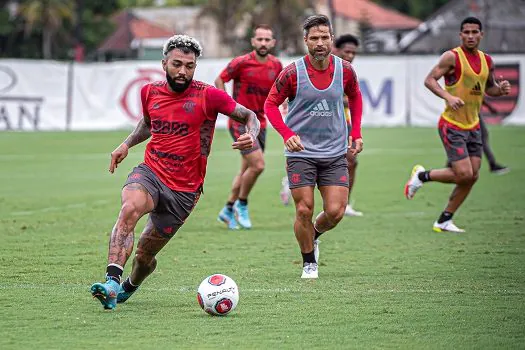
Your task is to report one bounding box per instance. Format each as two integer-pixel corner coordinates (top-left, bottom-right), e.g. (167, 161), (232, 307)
(404, 17), (511, 233)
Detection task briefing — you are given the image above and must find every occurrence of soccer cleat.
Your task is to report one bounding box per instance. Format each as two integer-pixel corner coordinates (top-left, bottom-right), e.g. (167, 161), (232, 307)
(280, 176), (292, 205)
(233, 200), (252, 229)
(91, 278), (120, 310)
(490, 164), (510, 175)
(344, 203), (363, 217)
(217, 207), (239, 230)
(313, 239), (320, 264)
(301, 262), (319, 279)
(432, 220), (465, 233)
(116, 283), (136, 304)
(404, 164), (425, 200)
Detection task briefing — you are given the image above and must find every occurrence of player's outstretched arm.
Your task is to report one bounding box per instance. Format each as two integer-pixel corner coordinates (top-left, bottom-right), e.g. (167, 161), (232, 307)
(424, 51), (464, 111)
(228, 103), (260, 150)
(109, 115), (151, 173)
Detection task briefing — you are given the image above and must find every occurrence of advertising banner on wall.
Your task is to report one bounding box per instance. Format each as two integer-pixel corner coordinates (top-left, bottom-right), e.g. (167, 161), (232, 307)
(1, 55), (523, 131)
(0, 60), (69, 131)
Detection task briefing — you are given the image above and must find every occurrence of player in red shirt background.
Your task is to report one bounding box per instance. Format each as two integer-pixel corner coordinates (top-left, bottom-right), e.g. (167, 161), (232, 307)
(90, 35), (260, 310)
(216, 25), (283, 230)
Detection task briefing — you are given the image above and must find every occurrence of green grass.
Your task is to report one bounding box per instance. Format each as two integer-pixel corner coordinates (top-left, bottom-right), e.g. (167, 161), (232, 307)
(0, 127), (524, 349)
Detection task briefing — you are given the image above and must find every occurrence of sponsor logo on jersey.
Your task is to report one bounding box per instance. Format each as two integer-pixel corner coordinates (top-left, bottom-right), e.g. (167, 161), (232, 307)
(309, 99), (333, 117)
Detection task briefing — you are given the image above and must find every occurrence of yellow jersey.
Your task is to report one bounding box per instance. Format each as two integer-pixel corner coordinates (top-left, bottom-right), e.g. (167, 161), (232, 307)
(441, 47), (489, 129)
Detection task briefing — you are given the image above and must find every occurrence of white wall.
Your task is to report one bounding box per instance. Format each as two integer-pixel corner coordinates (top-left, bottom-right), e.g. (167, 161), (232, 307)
(1, 55), (524, 131)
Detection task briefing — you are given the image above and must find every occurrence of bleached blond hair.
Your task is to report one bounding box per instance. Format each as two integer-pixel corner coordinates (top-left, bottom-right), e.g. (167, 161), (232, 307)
(162, 35), (203, 58)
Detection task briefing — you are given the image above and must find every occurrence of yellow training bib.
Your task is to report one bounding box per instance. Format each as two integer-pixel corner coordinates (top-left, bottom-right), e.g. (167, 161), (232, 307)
(441, 47), (489, 129)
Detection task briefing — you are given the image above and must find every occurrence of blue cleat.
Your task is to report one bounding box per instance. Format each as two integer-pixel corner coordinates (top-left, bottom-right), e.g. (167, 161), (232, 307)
(91, 278), (119, 310)
(217, 206), (239, 230)
(234, 200), (252, 229)
(117, 283), (136, 304)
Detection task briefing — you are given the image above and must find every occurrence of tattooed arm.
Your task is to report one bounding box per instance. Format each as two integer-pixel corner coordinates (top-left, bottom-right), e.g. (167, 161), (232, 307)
(109, 115), (151, 173)
(228, 103), (260, 150)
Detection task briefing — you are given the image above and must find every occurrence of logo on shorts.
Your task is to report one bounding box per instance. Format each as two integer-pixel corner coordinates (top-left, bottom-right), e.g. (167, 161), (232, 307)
(208, 274), (227, 286)
(130, 173), (142, 179)
(339, 175), (347, 182)
(163, 227), (173, 234)
(291, 173), (301, 184)
(309, 99), (333, 117)
(456, 147), (465, 156)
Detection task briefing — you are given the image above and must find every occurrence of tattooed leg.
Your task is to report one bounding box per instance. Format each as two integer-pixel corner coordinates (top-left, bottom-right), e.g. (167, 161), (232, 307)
(129, 217), (172, 286)
(108, 183), (154, 267)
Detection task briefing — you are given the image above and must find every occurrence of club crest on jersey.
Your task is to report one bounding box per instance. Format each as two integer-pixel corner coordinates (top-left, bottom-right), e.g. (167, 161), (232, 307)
(208, 274), (227, 286)
(183, 101), (196, 113)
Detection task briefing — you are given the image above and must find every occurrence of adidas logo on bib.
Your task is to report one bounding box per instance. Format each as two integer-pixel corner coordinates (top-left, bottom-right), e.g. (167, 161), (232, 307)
(309, 99), (333, 117)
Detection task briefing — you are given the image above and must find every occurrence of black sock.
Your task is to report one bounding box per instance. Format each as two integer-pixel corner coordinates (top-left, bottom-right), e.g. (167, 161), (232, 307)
(437, 211), (453, 224)
(314, 228), (324, 240)
(226, 201), (234, 211)
(301, 250), (316, 264)
(418, 171), (432, 183)
(106, 264), (123, 284)
(238, 198), (248, 206)
(122, 277), (139, 292)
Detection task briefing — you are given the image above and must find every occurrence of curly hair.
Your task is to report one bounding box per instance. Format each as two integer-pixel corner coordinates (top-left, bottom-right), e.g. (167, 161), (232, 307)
(163, 35), (203, 58)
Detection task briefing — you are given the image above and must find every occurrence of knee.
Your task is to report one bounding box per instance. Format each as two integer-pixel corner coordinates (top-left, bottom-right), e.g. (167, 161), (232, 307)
(251, 159), (265, 175)
(295, 202), (314, 222)
(325, 205), (345, 224)
(119, 202), (142, 225)
(456, 170), (474, 184)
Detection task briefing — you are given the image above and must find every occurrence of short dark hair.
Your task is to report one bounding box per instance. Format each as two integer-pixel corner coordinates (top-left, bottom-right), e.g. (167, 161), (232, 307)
(460, 17), (482, 31)
(253, 24), (273, 36)
(335, 34), (359, 48)
(303, 14), (333, 36)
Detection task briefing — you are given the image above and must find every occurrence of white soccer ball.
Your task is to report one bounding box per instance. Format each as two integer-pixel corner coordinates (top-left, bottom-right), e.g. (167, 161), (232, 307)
(197, 274), (239, 316)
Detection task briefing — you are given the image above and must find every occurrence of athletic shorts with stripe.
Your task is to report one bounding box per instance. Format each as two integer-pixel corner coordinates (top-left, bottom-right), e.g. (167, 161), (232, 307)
(124, 164), (201, 238)
(438, 118), (482, 162)
(286, 155), (349, 189)
(229, 120), (267, 155)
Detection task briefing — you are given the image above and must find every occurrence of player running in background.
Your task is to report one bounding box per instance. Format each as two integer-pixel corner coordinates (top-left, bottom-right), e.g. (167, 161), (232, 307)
(265, 15), (363, 278)
(405, 17), (511, 233)
(334, 34), (363, 217)
(90, 35), (259, 310)
(216, 24), (283, 229)
(479, 100), (509, 174)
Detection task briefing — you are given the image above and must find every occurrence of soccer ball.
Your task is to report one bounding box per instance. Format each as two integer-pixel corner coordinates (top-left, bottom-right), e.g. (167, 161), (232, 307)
(197, 274), (239, 316)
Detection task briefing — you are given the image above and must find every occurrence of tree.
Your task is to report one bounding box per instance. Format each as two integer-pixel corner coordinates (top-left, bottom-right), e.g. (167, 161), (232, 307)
(19, 0), (75, 59)
(373, 0), (450, 20)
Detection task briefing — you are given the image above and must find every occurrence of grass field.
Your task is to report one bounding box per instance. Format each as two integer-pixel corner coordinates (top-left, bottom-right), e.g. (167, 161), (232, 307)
(1, 127), (524, 349)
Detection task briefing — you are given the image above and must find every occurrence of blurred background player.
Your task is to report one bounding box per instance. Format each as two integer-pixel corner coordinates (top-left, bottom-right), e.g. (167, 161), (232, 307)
(405, 17), (511, 233)
(479, 100), (509, 174)
(265, 15), (363, 278)
(334, 33), (363, 217)
(90, 35), (259, 310)
(216, 24), (283, 229)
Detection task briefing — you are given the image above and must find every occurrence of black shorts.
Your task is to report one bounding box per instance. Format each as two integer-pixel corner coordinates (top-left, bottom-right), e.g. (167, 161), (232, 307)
(124, 164), (200, 238)
(229, 121), (266, 155)
(286, 155), (349, 189)
(438, 119), (482, 162)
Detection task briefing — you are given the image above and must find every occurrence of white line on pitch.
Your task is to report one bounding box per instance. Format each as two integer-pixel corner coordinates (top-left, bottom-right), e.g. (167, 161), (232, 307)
(8, 199), (110, 216)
